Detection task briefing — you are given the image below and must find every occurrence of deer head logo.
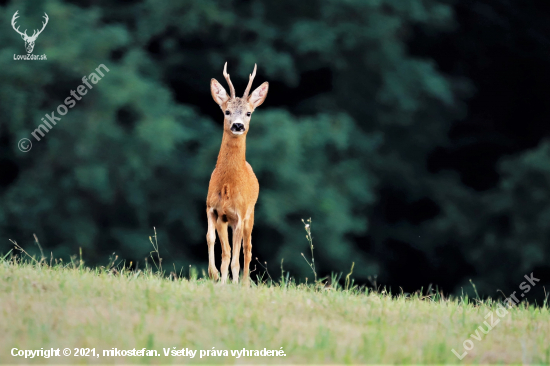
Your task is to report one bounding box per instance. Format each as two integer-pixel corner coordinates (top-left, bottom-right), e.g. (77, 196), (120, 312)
(11, 11), (49, 54)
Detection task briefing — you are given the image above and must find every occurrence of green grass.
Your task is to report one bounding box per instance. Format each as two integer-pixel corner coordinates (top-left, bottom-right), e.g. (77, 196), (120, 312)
(1, 251), (550, 365)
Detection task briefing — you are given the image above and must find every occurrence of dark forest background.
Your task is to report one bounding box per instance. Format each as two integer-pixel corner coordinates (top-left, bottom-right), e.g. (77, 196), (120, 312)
(1, 0), (550, 301)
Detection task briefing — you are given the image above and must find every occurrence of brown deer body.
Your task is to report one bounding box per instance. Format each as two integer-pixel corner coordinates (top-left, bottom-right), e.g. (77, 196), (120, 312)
(206, 63), (269, 285)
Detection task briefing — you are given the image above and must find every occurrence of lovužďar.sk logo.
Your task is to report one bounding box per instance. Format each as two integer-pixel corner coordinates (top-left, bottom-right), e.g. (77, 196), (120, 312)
(11, 10), (48, 61)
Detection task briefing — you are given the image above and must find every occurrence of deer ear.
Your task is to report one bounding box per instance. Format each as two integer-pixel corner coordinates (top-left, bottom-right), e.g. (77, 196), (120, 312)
(211, 78), (229, 106)
(248, 82), (269, 108)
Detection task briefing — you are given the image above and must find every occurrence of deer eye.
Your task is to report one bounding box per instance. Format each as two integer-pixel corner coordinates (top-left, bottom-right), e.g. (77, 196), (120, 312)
(246, 112), (251, 117)
(225, 110), (231, 115)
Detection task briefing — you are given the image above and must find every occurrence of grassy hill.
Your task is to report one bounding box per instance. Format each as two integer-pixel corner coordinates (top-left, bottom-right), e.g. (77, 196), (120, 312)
(1, 252), (549, 364)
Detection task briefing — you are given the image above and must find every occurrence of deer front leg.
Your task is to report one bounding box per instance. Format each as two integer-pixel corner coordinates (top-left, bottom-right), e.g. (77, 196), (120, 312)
(216, 217), (231, 284)
(242, 212), (254, 286)
(231, 221), (243, 284)
(206, 208), (219, 281)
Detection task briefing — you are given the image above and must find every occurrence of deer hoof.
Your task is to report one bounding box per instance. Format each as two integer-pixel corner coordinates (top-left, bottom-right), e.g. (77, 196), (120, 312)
(208, 268), (220, 281)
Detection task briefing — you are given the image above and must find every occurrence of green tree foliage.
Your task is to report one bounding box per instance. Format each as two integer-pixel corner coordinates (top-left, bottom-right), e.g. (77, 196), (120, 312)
(7, 0), (542, 298)
(430, 141), (550, 295)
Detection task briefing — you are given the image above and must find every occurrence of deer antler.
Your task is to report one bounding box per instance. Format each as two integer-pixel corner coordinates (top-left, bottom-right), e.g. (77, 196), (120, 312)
(223, 62), (236, 99)
(31, 13), (49, 39)
(11, 11), (28, 38)
(242, 64), (257, 99)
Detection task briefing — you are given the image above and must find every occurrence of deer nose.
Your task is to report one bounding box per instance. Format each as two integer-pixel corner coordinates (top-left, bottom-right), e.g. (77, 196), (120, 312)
(231, 123), (245, 132)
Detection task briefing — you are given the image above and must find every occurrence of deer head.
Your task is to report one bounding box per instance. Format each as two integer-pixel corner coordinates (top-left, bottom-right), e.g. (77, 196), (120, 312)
(210, 63), (269, 136)
(12, 11), (49, 54)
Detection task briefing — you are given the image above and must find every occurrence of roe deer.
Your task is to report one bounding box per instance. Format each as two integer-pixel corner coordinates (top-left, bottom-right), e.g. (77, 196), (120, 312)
(206, 62), (269, 285)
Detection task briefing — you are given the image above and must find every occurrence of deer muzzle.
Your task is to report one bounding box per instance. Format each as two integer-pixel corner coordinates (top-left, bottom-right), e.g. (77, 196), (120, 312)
(230, 122), (245, 134)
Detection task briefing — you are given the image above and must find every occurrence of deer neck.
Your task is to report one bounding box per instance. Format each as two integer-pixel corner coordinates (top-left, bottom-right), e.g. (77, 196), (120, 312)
(216, 131), (247, 170)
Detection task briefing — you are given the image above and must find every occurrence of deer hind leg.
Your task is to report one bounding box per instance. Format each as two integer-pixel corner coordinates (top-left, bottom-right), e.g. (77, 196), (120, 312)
(230, 219), (243, 284)
(216, 214), (231, 284)
(242, 211), (254, 286)
(206, 208), (219, 281)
